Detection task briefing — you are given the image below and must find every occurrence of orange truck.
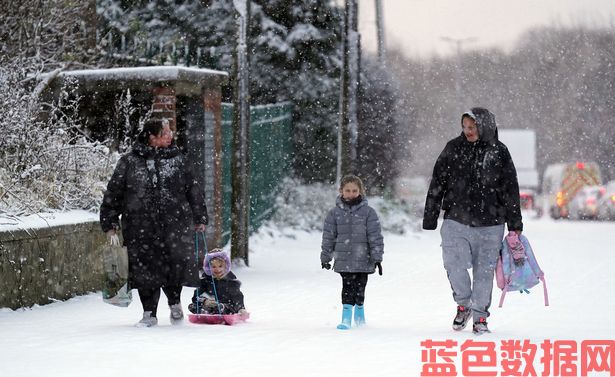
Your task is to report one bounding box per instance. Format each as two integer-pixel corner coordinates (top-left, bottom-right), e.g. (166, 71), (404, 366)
(542, 162), (602, 219)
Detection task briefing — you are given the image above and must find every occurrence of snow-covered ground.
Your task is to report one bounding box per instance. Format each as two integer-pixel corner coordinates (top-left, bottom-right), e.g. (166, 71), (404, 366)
(1, 216), (614, 377)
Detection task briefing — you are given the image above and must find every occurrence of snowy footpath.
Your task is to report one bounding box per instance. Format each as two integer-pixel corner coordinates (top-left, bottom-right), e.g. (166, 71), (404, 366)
(1, 217), (614, 377)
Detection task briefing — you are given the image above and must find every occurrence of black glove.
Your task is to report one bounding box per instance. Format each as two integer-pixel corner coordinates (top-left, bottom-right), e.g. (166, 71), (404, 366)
(321, 262), (331, 270)
(375, 262), (383, 276)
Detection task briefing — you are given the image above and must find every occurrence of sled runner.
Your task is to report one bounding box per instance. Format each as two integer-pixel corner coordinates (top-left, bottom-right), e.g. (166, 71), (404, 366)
(188, 312), (250, 326)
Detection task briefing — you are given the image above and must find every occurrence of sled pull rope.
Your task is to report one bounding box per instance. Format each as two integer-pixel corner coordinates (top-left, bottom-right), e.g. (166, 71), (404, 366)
(195, 233), (202, 314)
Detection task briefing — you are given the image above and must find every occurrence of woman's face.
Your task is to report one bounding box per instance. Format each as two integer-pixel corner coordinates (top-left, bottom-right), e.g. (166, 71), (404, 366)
(340, 182), (361, 200)
(149, 124), (173, 148)
(462, 118), (479, 142)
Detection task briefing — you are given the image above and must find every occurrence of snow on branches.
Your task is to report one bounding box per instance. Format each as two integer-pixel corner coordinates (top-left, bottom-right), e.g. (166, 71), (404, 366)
(0, 67), (117, 216)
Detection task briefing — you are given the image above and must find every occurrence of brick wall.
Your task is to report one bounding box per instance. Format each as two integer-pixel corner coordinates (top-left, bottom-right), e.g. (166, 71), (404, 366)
(152, 86), (177, 130)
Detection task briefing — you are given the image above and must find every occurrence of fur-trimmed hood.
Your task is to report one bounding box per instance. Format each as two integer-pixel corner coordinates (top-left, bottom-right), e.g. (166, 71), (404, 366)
(203, 250), (232, 277)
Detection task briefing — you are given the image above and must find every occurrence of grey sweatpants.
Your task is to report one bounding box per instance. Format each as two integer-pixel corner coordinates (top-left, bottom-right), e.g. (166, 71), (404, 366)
(440, 219), (504, 321)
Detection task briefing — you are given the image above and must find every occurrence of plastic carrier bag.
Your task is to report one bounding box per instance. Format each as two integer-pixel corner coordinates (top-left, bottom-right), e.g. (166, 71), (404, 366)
(101, 237), (132, 307)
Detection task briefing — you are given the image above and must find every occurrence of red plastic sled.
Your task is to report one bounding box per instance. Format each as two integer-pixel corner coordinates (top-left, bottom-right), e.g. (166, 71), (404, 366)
(188, 312), (250, 326)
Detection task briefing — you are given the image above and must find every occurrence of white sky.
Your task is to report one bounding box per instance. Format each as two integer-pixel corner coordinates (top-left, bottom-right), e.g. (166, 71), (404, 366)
(354, 0), (615, 58)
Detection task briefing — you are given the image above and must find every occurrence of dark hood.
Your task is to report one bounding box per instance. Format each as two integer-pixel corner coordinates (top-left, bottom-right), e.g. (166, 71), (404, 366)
(461, 107), (498, 143)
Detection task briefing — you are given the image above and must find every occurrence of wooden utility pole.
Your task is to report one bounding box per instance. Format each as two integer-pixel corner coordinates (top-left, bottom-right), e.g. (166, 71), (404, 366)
(374, 0), (385, 65)
(337, 0), (360, 184)
(231, 0), (251, 265)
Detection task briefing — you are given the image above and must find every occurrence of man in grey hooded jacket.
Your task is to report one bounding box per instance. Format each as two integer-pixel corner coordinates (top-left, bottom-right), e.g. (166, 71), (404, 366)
(423, 107), (523, 335)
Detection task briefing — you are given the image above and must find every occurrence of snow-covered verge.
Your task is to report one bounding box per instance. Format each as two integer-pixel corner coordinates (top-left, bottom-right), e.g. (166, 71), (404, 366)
(1, 217), (614, 377)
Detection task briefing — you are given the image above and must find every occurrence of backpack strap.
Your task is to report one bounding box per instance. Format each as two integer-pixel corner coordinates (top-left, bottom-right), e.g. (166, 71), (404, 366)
(523, 244), (549, 307)
(517, 236), (550, 307)
(525, 260), (549, 306)
(498, 283), (508, 308)
(540, 275), (549, 306)
(498, 243), (516, 308)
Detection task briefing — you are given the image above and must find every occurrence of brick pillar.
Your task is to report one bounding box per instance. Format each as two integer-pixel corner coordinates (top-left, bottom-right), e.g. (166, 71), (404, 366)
(152, 86), (177, 131)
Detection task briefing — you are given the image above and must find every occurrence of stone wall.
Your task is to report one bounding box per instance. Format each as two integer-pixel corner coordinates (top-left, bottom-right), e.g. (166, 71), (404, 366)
(0, 221), (106, 309)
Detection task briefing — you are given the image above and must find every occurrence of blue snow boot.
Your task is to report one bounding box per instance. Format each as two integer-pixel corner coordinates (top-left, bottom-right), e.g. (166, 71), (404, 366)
(354, 305), (365, 326)
(337, 304), (353, 330)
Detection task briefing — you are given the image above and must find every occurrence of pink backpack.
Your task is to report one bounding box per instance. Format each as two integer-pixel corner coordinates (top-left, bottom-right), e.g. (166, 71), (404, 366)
(495, 232), (549, 308)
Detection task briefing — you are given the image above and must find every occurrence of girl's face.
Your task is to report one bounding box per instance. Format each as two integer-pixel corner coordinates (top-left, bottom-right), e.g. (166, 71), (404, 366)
(210, 258), (226, 278)
(340, 182), (361, 200)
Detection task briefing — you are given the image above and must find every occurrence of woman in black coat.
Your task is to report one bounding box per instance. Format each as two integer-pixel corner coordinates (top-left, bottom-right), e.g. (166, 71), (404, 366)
(100, 119), (208, 327)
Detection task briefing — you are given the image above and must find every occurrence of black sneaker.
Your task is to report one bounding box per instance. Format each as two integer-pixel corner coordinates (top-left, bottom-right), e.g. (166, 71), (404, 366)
(473, 317), (490, 335)
(452, 305), (471, 331)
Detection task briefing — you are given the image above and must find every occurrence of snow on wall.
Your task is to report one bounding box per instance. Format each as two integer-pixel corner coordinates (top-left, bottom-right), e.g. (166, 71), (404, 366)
(49, 66), (228, 83)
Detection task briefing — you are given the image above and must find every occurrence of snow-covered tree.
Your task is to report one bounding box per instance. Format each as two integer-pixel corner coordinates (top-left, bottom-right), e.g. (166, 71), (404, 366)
(357, 57), (406, 194)
(0, 66), (117, 215)
(390, 26), (615, 182)
(0, 0), (96, 72)
(249, 0), (343, 183)
(97, 0), (344, 183)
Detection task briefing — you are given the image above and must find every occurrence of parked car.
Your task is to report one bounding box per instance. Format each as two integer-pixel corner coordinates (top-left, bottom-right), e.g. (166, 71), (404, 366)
(519, 189), (542, 218)
(597, 181), (615, 221)
(568, 185), (605, 220)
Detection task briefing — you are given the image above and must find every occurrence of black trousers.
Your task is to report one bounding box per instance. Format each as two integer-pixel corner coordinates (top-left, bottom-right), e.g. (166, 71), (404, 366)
(340, 272), (369, 306)
(138, 286), (182, 317)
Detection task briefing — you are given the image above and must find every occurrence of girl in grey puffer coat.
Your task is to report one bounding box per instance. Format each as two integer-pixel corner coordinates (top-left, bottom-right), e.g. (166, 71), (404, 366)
(321, 175), (384, 329)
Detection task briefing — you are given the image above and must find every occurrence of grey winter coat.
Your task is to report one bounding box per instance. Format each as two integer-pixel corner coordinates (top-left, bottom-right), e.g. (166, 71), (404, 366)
(321, 196), (384, 273)
(100, 141), (208, 289)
